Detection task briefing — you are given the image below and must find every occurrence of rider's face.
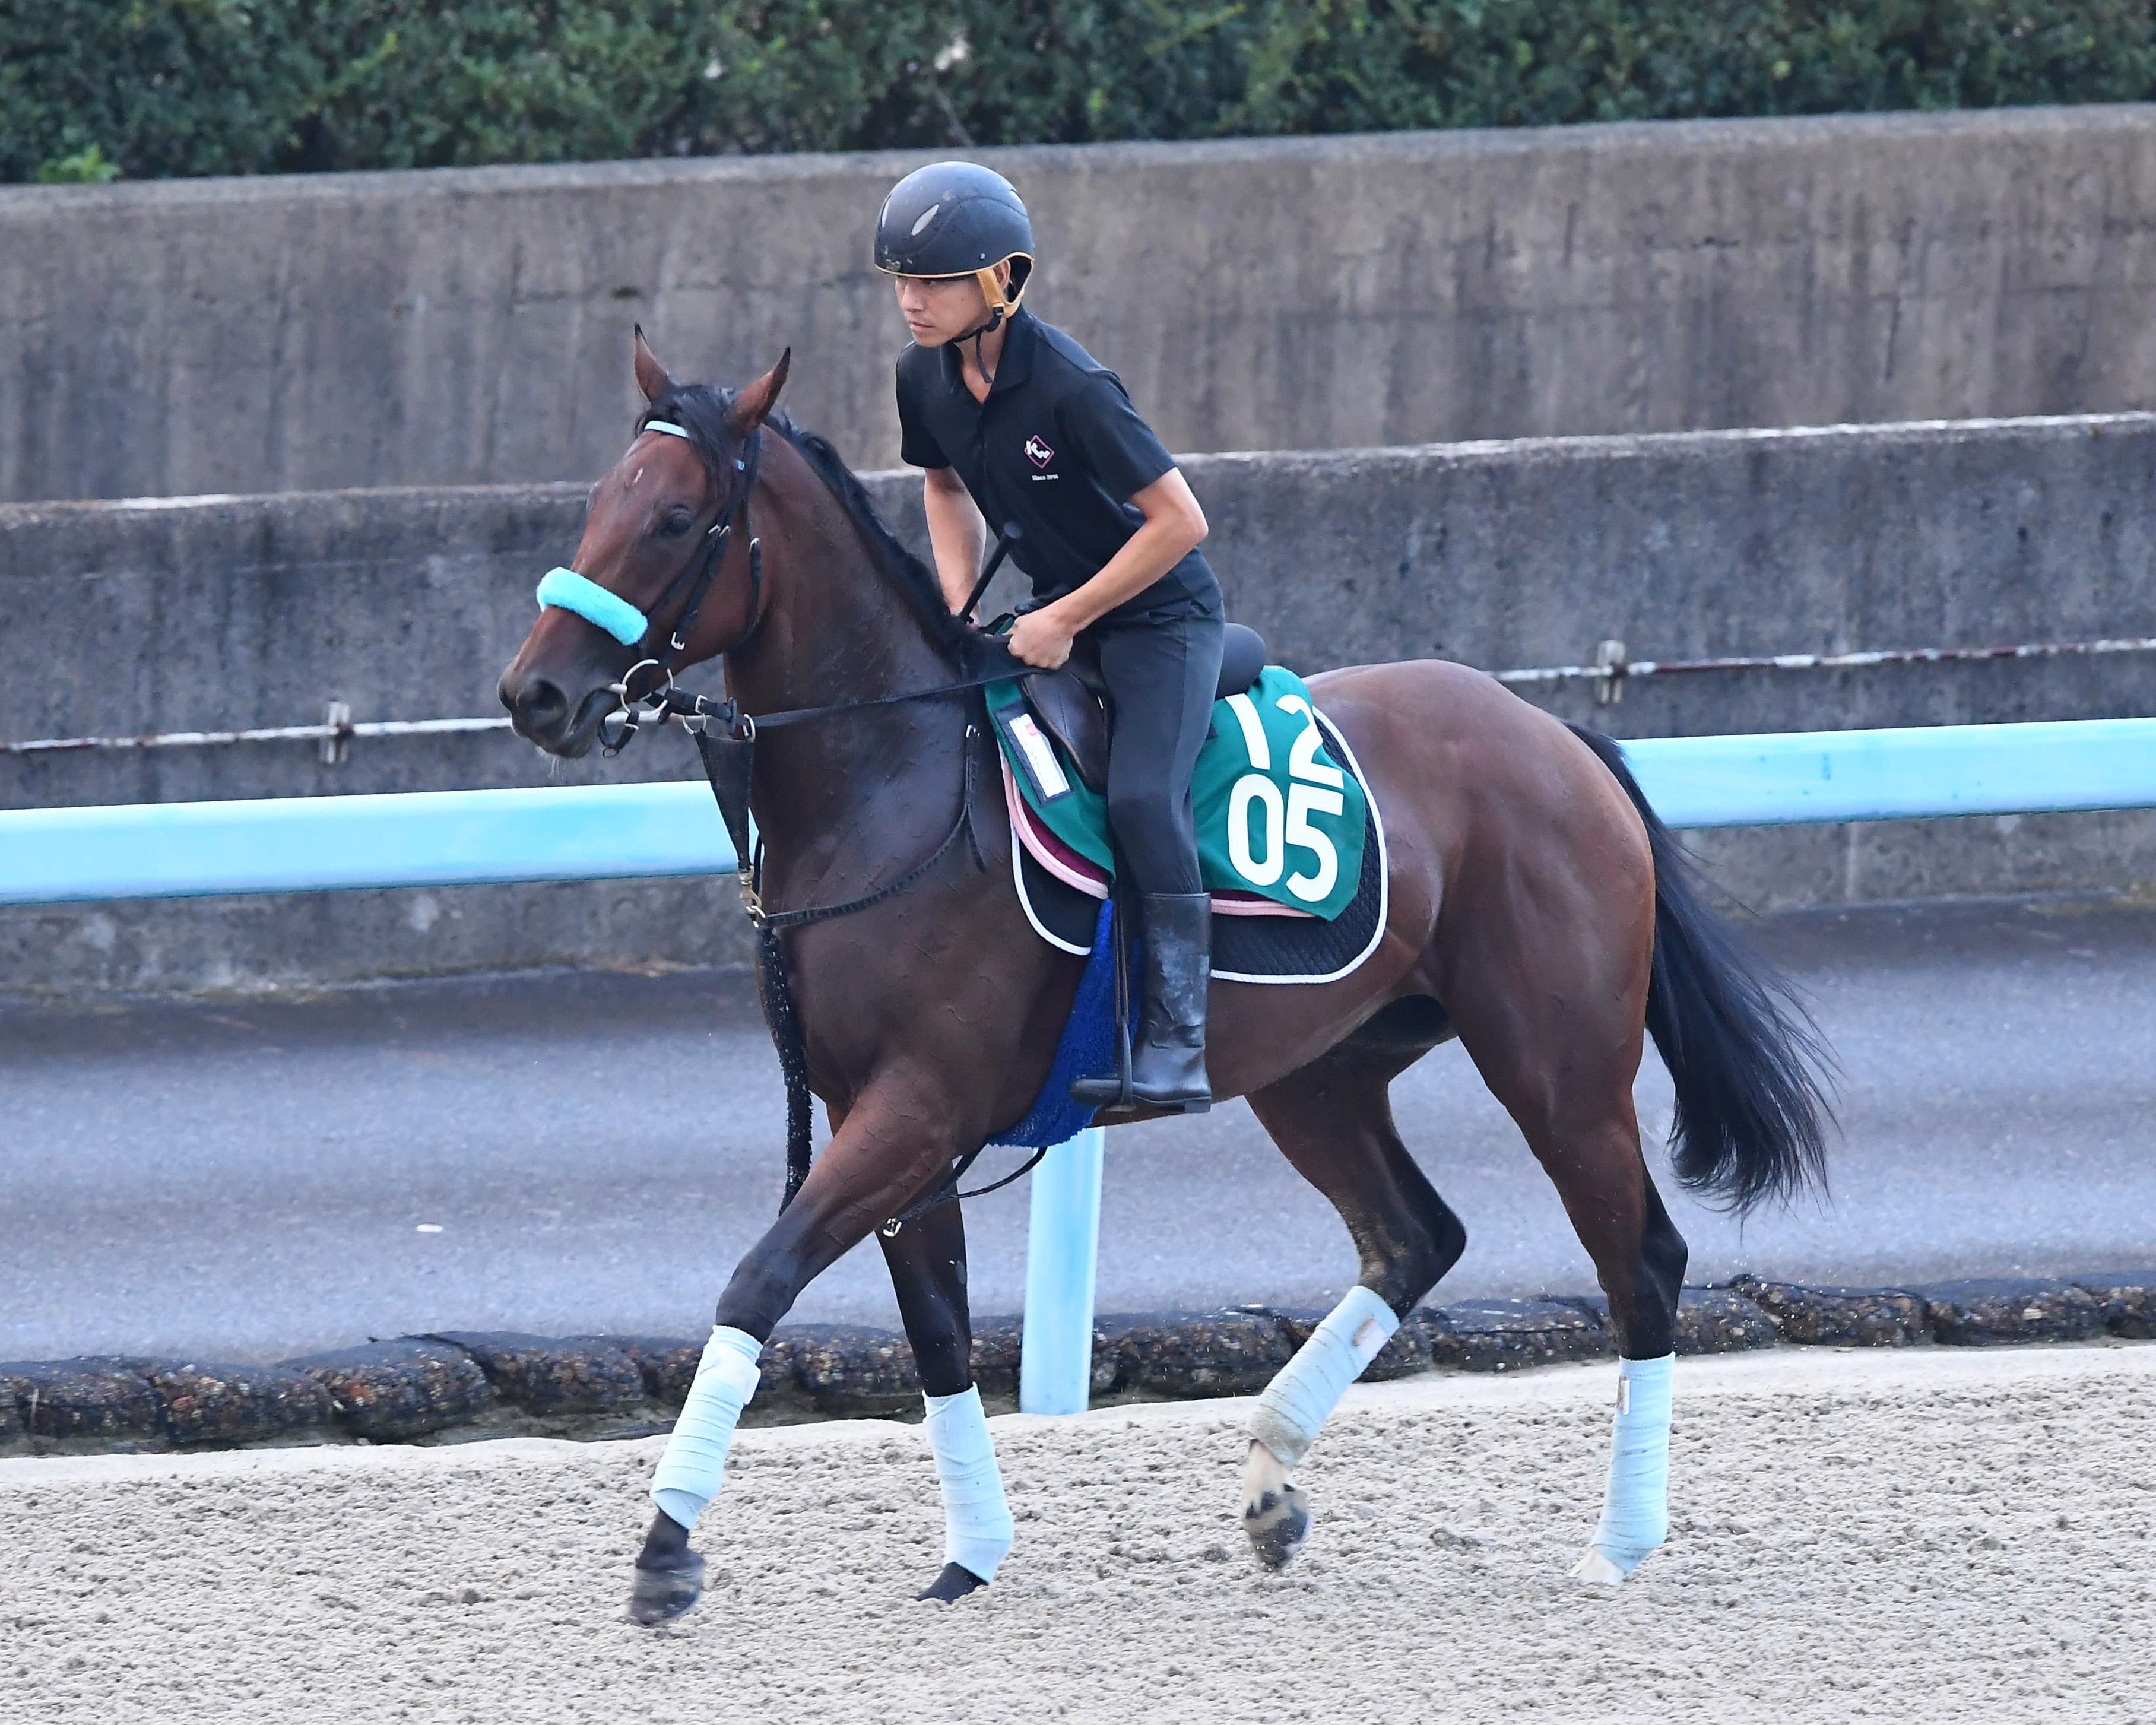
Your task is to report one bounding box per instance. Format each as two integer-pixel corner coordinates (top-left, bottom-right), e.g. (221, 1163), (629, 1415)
(893, 269), (1001, 347)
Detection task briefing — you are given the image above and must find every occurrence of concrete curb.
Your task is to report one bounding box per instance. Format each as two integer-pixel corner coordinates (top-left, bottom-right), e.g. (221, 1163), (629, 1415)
(4, 1270), (2150, 1457)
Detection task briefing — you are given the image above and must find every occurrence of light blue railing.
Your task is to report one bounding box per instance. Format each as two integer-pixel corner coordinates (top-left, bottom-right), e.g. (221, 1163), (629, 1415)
(5, 714), (2153, 1413)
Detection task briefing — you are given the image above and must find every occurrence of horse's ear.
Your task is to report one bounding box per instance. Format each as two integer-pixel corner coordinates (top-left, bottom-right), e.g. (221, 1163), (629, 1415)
(633, 326), (673, 404)
(726, 349), (791, 435)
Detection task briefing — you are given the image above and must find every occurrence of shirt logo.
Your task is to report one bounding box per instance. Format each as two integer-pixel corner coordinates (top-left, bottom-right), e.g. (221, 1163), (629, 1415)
(1024, 434), (1055, 468)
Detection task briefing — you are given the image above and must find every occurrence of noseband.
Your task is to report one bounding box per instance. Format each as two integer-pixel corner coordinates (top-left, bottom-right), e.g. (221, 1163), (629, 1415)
(534, 416), (765, 756)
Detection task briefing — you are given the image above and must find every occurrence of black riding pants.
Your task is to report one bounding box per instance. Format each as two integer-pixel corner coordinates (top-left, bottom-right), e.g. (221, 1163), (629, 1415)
(1087, 596), (1225, 897)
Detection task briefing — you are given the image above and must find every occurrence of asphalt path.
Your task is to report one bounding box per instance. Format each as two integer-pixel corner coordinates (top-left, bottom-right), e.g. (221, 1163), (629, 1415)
(4, 898), (2153, 1363)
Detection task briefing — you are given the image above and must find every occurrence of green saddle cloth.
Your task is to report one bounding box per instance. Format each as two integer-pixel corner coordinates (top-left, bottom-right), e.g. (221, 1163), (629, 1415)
(987, 665), (1368, 922)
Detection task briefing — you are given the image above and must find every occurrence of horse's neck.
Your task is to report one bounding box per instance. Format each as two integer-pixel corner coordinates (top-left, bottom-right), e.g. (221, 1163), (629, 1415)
(724, 474), (965, 887)
(724, 464), (957, 718)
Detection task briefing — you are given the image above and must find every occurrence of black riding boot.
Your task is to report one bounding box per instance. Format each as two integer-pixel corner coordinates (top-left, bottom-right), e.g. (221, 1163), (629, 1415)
(1072, 892), (1213, 1113)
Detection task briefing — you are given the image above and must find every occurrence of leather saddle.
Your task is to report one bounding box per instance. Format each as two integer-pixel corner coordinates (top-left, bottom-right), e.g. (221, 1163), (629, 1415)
(1021, 621), (1268, 794)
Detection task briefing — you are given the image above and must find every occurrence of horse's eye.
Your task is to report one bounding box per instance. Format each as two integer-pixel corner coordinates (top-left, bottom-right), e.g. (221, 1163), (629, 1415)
(659, 510), (694, 537)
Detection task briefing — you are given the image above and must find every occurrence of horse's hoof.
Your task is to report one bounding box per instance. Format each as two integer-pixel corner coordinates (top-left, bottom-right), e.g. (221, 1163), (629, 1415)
(1243, 1482), (1310, 1571)
(627, 1551), (706, 1626)
(1569, 1547), (1628, 1587)
(915, 1561), (988, 1603)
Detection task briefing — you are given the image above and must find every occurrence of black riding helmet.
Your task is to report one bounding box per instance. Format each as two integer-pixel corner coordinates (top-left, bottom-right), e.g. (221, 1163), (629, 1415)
(874, 161), (1035, 337)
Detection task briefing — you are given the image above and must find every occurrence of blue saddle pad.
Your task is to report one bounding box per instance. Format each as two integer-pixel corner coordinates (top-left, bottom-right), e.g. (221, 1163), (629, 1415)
(987, 901), (1117, 1149)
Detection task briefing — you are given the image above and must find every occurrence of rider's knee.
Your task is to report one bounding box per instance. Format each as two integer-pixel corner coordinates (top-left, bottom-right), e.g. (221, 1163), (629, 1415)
(1106, 787), (1197, 888)
(1104, 775), (1164, 835)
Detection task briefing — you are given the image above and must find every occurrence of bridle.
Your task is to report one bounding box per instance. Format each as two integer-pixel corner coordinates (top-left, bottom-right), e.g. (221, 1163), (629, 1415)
(534, 410), (1047, 1223)
(545, 413), (1029, 758)
(595, 417), (766, 756)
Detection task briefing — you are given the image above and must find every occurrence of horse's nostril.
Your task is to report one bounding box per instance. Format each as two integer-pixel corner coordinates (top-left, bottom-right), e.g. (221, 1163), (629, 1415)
(506, 674), (570, 734)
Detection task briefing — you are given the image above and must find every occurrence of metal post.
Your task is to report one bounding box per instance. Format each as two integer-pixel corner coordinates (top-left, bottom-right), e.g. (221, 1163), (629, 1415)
(320, 701), (352, 765)
(1019, 1126), (1105, 1416)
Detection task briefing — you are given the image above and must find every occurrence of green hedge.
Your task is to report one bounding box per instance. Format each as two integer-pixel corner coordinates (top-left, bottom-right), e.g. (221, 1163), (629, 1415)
(7, 1), (2156, 185)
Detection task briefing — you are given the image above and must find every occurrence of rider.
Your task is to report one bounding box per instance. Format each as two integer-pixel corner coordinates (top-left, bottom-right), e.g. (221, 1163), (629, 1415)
(876, 161), (1225, 1114)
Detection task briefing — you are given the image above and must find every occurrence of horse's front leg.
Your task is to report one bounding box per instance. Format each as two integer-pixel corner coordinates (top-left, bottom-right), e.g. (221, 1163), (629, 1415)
(879, 1197), (1013, 1602)
(627, 1080), (966, 1626)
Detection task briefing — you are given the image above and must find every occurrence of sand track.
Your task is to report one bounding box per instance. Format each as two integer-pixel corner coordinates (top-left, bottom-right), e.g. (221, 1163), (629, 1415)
(5, 1345), (2152, 1724)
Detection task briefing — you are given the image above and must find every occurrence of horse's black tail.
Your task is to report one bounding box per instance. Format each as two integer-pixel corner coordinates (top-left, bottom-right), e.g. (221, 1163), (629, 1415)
(1567, 723), (1837, 1213)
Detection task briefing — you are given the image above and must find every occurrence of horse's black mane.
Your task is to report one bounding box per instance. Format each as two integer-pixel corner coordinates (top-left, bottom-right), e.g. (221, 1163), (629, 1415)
(641, 381), (976, 666)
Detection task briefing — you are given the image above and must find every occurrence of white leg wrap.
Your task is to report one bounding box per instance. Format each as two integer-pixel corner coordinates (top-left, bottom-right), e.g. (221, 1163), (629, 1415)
(1586, 1353), (1675, 1575)
(649, 1325), (763, 1531)
(1247, 1285), (1400, 1470)
(923, 1387), (1014, 1583)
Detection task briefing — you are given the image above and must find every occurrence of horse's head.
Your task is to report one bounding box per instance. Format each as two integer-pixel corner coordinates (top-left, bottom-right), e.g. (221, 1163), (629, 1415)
(498, 332), (790, 756)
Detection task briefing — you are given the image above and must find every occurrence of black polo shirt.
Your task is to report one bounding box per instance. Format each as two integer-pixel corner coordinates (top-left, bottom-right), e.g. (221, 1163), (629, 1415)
(895, 308), (1220, 621)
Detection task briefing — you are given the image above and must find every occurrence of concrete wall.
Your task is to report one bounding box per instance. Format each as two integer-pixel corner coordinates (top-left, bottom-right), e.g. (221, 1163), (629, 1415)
(6, 411), (2154, 996)
(12, 106), (2156, 503)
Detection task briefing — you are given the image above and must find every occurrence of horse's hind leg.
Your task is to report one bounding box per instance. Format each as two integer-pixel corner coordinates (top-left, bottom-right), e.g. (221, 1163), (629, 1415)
(1488, 1066), (1685, 1586)
(1238, 1030), (1466, 1569)
(879, 1198), (1014, 1603)
(1442, 933), (1687, 1586)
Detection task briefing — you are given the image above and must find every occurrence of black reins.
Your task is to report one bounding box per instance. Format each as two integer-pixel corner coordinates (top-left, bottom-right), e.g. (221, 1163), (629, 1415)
(596, 417), (1045, 1226)
(686, 702), (1048, 1231)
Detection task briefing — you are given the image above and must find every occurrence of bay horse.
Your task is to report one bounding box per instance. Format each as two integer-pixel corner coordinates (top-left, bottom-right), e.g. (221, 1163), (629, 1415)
(497, 338), (1831, 1620)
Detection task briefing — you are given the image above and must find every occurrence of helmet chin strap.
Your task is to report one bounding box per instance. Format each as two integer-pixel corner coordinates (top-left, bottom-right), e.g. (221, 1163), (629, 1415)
(959, 266), (1018, 383)
(966, 310), (1005, 385)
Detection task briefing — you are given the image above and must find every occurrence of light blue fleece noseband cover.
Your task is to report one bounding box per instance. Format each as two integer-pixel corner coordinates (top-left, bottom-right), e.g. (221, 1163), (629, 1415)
(536, 567), (648, 648)
(533, 423), (693, 644)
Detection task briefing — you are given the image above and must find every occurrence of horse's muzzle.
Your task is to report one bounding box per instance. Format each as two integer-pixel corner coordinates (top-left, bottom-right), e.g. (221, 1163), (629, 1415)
(499, 668), (612, 757)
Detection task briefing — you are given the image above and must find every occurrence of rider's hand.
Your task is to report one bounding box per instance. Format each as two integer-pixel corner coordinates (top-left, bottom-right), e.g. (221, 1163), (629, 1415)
(1007, 607), (1075, 670)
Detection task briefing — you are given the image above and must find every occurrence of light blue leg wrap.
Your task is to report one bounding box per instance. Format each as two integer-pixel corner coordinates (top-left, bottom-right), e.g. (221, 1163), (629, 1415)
(923, 1387), (1014, 1583)
(649, 1325), (763, 1531)
(1248, 1285), (1401, 1469)
(1589, 1353), (1675, 1574)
